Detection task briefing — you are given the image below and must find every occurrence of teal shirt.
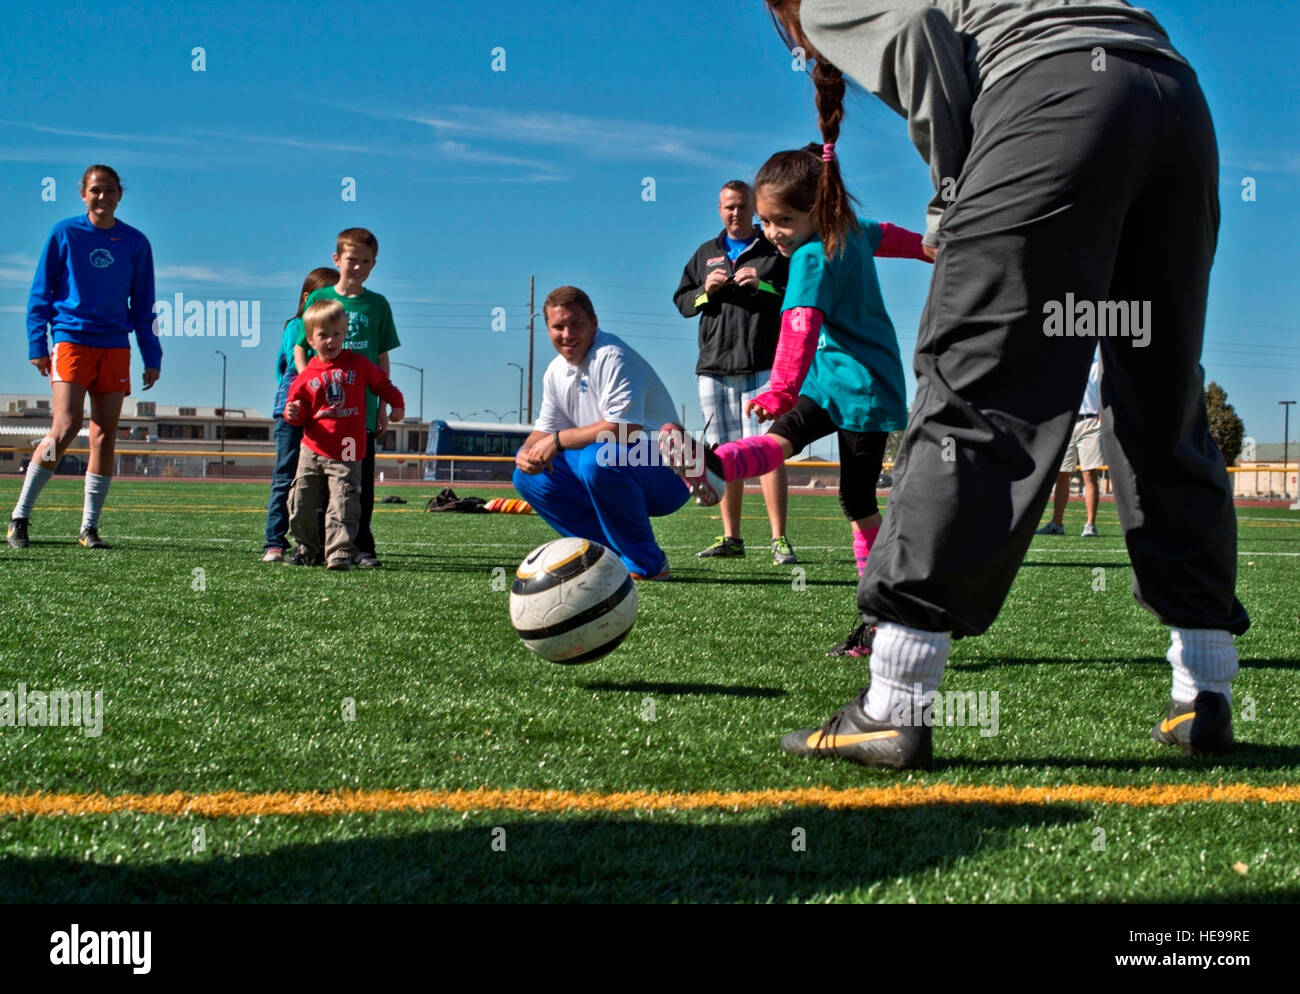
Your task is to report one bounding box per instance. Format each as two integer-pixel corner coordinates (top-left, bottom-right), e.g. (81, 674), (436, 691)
(782, 220), (907, 433)
(298, 286), (400, 431)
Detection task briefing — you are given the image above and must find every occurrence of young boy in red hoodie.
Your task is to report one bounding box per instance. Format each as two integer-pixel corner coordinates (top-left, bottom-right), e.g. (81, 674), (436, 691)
(283, 299), (404, 570)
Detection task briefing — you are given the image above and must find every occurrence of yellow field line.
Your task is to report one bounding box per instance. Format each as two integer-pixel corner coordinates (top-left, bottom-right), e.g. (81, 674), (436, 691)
(2, 784), (1297, 818)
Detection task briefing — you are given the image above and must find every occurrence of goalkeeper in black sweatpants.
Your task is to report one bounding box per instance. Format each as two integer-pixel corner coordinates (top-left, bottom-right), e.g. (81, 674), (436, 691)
(768, 1), (1249, 769)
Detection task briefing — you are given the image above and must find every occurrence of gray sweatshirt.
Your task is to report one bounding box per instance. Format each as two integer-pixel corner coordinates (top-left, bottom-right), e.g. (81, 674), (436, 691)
(799, 1), (1186, 245)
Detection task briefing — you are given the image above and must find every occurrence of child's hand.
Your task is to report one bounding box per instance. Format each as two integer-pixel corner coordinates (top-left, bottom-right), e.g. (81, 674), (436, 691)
(745, 399), (775, 423)
(390, 406), (405, 424)
(284, 400), (300, 421)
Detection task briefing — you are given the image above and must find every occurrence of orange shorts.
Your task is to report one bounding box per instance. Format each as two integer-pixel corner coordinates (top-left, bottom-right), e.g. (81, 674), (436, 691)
(50, 342), (131, 396)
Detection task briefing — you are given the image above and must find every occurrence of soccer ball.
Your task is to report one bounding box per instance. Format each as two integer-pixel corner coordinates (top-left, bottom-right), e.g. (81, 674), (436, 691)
(509, 537), (638, 663)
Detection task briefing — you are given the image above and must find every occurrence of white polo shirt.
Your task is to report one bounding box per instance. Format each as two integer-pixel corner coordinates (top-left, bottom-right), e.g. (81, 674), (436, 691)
(535, 329), (677, 433)
(1080, 351), (1101, 416)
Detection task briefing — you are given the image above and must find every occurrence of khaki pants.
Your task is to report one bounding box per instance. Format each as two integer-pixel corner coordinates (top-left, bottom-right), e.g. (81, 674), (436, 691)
(289, 446), (362, 564)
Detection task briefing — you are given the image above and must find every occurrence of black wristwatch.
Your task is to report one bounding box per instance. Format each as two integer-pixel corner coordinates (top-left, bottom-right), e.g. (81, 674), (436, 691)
(553, 430), (564, 452)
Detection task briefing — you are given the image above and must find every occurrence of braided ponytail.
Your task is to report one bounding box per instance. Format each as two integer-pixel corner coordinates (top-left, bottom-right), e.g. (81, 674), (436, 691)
(811, 60), (855, 258)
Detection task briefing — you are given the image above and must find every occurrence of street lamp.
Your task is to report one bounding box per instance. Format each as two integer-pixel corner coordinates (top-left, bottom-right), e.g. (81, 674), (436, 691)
(391, 361), (424, 426)
(1281, 401), (1296, 499)
(506, 362), (524, 425)
(484, 409), (515, 422)
(449, 411), (478, 421)
(215, 350), (227, 477)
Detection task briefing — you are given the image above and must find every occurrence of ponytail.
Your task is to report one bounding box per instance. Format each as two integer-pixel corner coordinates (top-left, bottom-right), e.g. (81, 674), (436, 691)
(811, 60), (854, 258)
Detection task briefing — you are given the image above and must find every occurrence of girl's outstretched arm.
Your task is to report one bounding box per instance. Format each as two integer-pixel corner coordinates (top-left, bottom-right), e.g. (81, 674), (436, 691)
(875, 222), (933, 262)
(747, 306), (824, 421)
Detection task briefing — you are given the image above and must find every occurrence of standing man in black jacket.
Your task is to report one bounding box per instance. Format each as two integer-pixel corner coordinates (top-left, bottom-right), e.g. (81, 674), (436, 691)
(674, 180), (795, 564)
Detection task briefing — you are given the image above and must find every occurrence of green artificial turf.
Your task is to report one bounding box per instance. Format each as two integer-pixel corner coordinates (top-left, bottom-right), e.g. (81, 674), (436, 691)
(0, 479), (1297, 903)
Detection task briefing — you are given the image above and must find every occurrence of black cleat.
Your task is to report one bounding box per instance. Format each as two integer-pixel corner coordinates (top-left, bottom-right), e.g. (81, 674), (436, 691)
(658, 425), (725, 506)
(353, 552), (382, 569)
(283, 548), (315, 566)
(7, 518), (30, 549)
(828, 621), (875, 658)
(78, 527), (109, 549)
(782, 692), (933, 770)
(1151, 692), (1234, 756)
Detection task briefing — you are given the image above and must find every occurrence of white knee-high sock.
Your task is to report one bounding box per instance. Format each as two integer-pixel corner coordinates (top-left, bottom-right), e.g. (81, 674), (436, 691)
(863, 622), (952, 722)
(13, 439), (57, 519)
(1168, 628), (1237, 704)
(82, 473), (111, 530)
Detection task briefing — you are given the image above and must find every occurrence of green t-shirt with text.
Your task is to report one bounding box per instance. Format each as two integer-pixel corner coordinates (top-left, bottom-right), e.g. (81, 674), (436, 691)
(299, 286), (400, 432)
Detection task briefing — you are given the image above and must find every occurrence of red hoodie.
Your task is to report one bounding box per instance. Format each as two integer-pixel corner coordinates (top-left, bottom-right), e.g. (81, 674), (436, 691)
(285, 350), (404, 462)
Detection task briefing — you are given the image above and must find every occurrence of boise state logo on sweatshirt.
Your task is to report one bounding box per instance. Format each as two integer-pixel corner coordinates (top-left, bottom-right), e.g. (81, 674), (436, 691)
(90, 248), (114, 268)
(324, 379), (345, 411)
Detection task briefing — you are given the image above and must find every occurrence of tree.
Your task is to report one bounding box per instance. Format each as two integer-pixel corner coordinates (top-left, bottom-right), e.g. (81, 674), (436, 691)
(1205, 381), (1244, 466)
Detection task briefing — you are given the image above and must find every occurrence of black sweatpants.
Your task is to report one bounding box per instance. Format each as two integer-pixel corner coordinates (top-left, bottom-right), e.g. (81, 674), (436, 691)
(859, 49), (1249, 639)
(772, 395), (887, 522)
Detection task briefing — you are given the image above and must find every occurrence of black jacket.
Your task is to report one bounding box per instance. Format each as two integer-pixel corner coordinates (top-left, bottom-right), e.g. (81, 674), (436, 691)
(673, 230), (788, 376)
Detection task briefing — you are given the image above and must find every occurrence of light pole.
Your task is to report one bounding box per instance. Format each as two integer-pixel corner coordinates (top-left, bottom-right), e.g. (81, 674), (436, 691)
(391, 361), (424, 426)
(1281, 401), (1296, 499)
(450, 411), (478, 422)
(506, 362), (524, 425)
(215, 350), (227, 478)
(484, 409), (516, 423)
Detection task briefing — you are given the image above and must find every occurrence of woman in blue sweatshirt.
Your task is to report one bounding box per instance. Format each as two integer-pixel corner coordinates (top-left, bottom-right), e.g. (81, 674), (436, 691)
(9, 164), (161, 551)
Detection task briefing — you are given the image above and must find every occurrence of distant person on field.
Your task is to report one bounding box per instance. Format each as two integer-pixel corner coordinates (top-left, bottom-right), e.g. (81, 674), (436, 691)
(1038, 349), (1104, 537)
(10, 164), (161, 552)
(293, 227), (399, 568)
(514, 286), (689, 580)
(283, 299), (404, 570)
(674, 181), (796, 564)
(262, 266), (337, 562)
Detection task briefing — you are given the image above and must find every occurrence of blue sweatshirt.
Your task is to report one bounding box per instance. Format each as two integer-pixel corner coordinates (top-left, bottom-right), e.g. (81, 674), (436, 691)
(27, 214), (163, 369)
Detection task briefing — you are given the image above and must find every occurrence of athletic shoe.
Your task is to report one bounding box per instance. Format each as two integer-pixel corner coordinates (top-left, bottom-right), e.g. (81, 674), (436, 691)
(78, 527), (109, 549)
(1081, 523), (1098, 537)
(1151, 692), (1234, 756)
(1035, 522), (1065, 535)
(262, 547), (284, 563)
(353, 552), (382, 569)
(781, 692), (933, 770)
(326, 557), (353, 572)
(696, 535), (744, 558)
(828, 621), (876, 658)
(7, 518), (30, 549)
(658, 425), (725, 506)
(771, 535), (798, 565)
(283, 549), (314, 566)
(630, 563), (672, 581)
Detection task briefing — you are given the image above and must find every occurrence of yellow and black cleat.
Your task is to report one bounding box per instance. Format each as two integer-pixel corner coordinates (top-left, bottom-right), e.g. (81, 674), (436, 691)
(7, 518), (30, 549)
(1151, 692), (1233, 756)
(782, 693), (933, 770)
(78, 527), (109, 550)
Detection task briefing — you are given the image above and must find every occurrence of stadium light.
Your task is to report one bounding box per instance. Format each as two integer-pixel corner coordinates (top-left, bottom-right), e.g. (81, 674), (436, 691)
(507, 362), (524, 425)
(215, 350), (227, 478)
(391, 361), (424, 426)
(1282, 401), (1296, 499)
(484, 409), (513, 422)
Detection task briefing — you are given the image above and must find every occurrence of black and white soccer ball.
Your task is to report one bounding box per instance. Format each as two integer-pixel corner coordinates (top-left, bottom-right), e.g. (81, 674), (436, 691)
(509, 537), (638, 663)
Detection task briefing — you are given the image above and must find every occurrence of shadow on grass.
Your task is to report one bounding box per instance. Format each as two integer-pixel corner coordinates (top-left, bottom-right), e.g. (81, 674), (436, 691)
(581, 681), (786, 698)
(948, 742), (1300, 771)
(0, 803), (1082, 903)
(1019, 561), (1133, 569)
(951, 655), (1300, 673)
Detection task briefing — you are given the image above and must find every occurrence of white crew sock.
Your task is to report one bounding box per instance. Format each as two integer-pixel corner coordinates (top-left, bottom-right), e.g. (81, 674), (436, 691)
(863, 622), (952, 722)
(82, 473), (111, 531)
(13, 439), (57, 520)
(1168, 628), (1237, 704)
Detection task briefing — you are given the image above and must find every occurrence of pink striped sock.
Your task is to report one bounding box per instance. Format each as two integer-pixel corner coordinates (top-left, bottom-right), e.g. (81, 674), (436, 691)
(715, 434), (785, 482)
(853, 524), (880, 576)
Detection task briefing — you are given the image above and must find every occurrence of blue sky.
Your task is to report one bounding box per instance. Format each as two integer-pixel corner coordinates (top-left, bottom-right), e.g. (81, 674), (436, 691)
(2, 0), (1297, 452)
